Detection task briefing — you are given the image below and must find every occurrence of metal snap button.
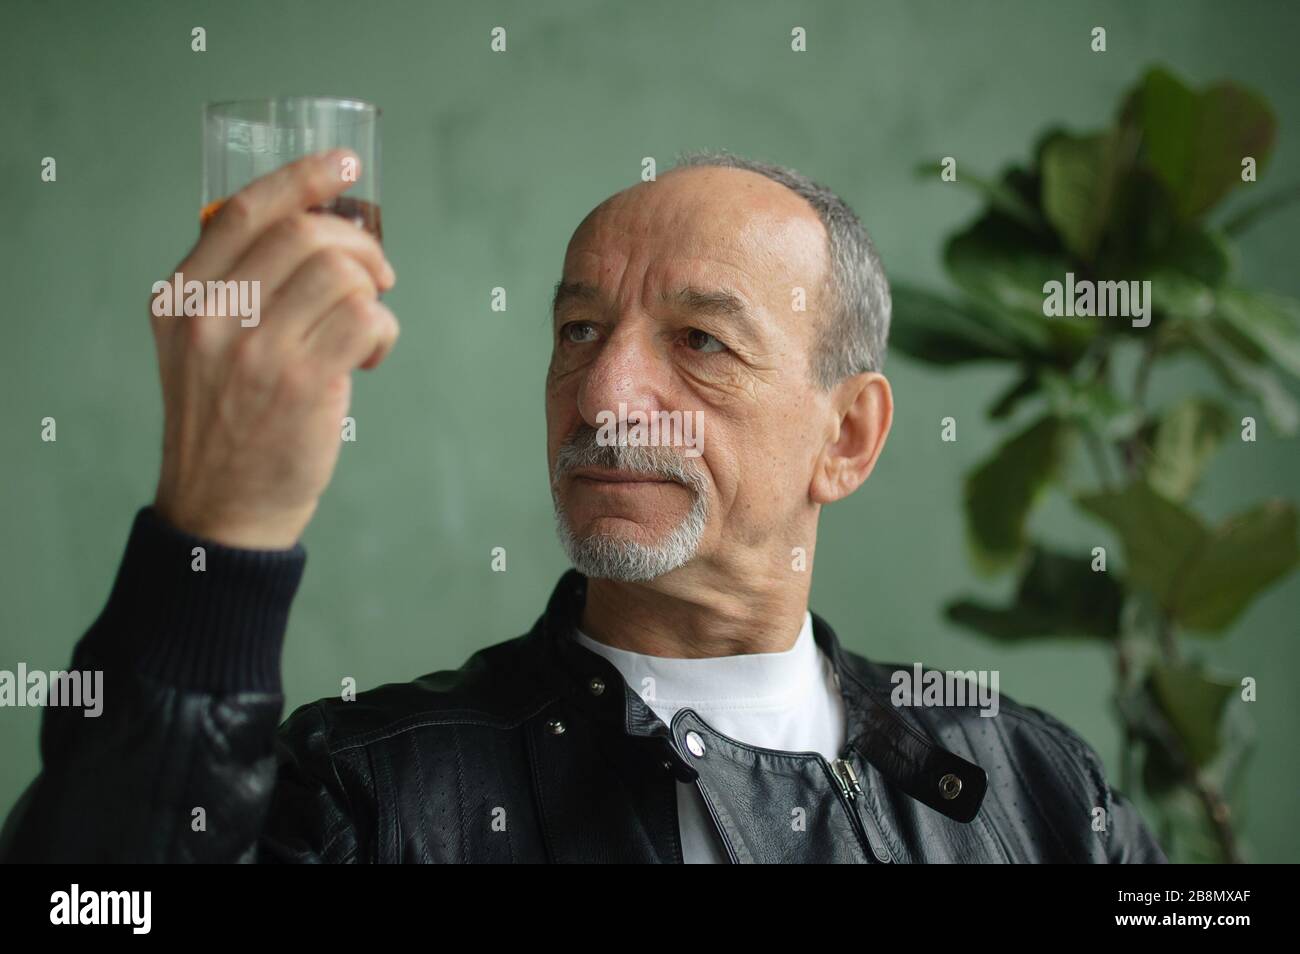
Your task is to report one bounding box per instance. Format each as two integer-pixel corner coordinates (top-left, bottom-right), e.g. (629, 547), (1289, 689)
(939, 773), (962, 799)
(547, 718), (566, 736)
(685, 731), (706, 758)
(587, 677), (606, 696)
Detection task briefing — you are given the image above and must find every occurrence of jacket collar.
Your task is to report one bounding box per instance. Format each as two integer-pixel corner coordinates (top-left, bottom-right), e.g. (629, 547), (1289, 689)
(813, 613), (988, 823)
(536, 570), (987, 822)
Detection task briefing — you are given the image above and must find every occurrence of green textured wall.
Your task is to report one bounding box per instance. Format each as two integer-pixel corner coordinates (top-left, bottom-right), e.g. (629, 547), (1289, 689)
(1, 0), (1296, 860)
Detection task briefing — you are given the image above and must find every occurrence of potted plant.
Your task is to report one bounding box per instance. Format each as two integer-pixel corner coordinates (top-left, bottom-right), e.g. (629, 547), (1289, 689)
(893, 66), (1300, 862)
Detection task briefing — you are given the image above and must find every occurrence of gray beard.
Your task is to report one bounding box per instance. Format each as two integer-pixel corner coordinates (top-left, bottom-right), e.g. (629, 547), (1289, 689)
(553, 488), (708, 582)
(550, 431), (710, 583)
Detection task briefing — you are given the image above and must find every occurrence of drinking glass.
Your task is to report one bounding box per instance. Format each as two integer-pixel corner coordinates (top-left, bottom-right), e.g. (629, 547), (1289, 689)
(201, 96), (381, 241)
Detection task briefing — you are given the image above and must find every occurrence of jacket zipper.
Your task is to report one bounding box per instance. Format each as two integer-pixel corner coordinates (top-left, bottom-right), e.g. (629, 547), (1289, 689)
(827, 757), (893, 863)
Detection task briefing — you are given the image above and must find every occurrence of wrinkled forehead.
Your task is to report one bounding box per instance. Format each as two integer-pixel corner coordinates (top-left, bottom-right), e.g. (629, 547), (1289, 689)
(561, 167), (831, 304)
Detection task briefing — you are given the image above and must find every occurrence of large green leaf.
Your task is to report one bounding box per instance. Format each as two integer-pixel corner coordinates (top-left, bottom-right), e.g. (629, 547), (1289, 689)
(1140, 227), (1234, 321)
(1146, 398), (1232, 502)
(1149, 663), (1238, 768)
(1129, 67), (1277, 219)
(964, 415), (1070, 570)
(1174, 501), (1300, 631)
(1150, 225), (1234, 287)
(943, 215), (1066, 347)
(1078, 482), (1206, 603)
(1221, 181), (1300, 236)
(888, 284), (1027, 365)
(1040, 129), (1132, 263)
(942, 213), (1104, 363)
(1079, 484), (1300, 633)
(1145, 270), (1216, 322)
(1135, 687), (1254, 861)
(1183, 321), (1300, 434)
(1216, 287), (1300, 379)
(1040, 370), (1143, 441)
(946, 546), (1123, 640)
(987, 371), (1041, 420)
(1095, 167), (1181, 278)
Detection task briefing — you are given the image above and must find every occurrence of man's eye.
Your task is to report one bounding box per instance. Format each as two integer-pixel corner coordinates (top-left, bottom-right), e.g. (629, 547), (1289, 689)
(685, 329), (726, 353)
(561, 321), (598, 344)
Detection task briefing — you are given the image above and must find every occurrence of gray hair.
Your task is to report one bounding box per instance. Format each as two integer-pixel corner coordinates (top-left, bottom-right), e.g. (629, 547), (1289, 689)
(672, 150), (891, 384)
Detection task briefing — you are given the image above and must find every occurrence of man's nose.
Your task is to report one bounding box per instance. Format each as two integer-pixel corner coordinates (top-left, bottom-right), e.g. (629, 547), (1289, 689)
(576, 324), (669, 430)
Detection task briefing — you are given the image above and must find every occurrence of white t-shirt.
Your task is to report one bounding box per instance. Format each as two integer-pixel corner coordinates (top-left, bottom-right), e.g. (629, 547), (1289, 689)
(574, 612), (846, 863)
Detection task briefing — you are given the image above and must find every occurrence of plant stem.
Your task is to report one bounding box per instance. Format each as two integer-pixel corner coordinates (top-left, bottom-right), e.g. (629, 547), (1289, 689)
(1116, 644), (1134, 794)
(1121, 337), (1160, 476)
(1113, 333), (1243, 861)
(1134, 338), (1158, 412)
(1195, 773), (1243, 863)
(1084, 427), (1117, 491)
(1156, 612), (1180, 664)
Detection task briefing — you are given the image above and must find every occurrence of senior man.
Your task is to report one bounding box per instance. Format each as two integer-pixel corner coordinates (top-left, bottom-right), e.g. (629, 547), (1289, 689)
(0, 150), (1165, 863)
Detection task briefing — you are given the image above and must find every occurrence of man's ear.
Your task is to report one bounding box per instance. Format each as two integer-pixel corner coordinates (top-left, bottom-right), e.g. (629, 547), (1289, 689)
(810, 372), (893, 505)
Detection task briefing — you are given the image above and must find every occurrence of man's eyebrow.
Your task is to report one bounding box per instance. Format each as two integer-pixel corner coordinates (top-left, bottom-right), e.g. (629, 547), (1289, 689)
(660, 283), (754, 317)
(551, 281), (601, 313)
(551, 282), (759, 333)
(664, 286), (759, 331)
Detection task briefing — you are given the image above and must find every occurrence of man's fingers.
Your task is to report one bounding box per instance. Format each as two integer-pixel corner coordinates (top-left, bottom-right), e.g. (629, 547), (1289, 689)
(267, 247), (380, 345)
(181, 149), (360, 279)
(358, 305), (401, 370)
(305, 295), (400, 373)
(230, 212), (393, 338)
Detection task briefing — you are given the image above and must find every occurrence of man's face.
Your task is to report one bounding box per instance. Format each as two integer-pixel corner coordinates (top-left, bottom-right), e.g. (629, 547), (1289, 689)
(546, 166), (836, 583)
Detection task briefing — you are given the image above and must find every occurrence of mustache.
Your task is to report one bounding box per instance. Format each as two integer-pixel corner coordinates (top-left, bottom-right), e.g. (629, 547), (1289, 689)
(552, 426), (707, 493)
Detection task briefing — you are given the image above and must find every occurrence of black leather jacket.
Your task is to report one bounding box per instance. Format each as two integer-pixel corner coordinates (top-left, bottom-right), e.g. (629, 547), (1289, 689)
(0, 509), (1165, 863)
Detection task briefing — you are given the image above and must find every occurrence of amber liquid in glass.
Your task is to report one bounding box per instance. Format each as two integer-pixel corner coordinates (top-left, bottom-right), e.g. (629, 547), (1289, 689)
(201, 195), (383, 243)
